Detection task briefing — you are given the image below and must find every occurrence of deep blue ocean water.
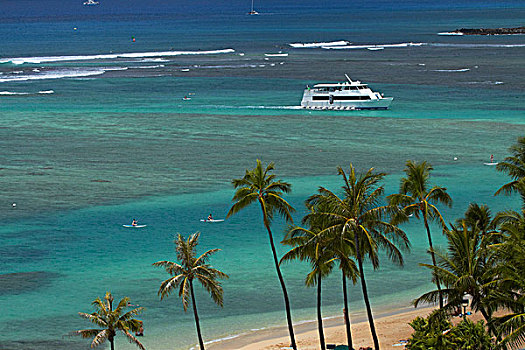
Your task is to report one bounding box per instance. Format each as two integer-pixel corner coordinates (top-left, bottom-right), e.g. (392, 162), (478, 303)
(1, 0), (524, 349)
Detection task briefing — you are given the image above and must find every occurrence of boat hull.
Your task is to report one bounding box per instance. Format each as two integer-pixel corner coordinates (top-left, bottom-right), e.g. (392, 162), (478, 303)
(301, 96), (393, 110)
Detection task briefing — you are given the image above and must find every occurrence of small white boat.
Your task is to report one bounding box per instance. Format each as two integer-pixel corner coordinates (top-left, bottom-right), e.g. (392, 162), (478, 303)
(248, 0), (259, 15)
(301, 74), (393, 110)
(367, 47), (384, 51)
(83, 0), (99, 5)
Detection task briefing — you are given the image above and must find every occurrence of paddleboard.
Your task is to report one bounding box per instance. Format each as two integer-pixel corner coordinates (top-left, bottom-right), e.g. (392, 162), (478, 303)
(200, 219), (224, 223)
(484, 162), (498, 166)
(123, 224), (147, 228)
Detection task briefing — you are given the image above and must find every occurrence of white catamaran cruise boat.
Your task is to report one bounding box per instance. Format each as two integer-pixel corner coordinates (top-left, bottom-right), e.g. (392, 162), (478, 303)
(300, 74), (393, 110)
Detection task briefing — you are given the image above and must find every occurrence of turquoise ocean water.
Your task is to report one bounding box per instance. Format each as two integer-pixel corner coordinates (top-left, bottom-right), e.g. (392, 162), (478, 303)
(1, 0), (524, 349)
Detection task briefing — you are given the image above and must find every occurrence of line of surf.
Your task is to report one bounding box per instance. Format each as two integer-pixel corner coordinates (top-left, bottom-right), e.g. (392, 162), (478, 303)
(0, 90), (54, 95)
(0, 49), (236, 65)
(294, 42), (525, 50)
(321, 42), (424, 50)
(0, 69), (106, 82)
(289, 40), (349, 48)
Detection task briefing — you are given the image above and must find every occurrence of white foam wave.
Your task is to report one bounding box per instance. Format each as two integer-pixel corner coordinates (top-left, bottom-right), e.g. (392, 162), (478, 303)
(0, 90), (54, 95)
(462, 81), (504, 85)
(437, 32), (464, 36)
(0, 48), (236, 65)
(289, 40), (349, 48)
(427, 43), (525, 48)
(322, 42), (423, 50)
(131, 65), (165, 69)
(102, 66), (129, 71)
(432, 68), (470, 72)
(0, 91), (30, 95)
(0, 69), (105, 82)
(204, 333), (243, 345)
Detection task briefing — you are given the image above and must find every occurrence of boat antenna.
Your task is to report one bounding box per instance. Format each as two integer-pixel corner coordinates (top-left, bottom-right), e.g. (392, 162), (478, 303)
(345, 74), (353, 83)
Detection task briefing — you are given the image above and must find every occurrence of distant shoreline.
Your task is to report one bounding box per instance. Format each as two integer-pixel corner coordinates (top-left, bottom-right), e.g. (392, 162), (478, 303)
(443, 26), (525, 35)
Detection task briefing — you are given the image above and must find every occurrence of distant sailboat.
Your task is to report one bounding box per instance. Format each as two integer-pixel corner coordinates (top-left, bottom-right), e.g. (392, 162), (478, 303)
(83, 0), (99, 5)
(248, 0), (259, 15)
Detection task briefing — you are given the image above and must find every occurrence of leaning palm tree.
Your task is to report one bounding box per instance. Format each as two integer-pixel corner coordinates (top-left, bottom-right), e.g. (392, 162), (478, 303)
(227, 159), (297, 349)
(388, 160), (452, 308)
(308, 164), (410, 350)
(153, 232), (228, 350)
(71, 292), (145, 350)
(495, 136), (525, 203)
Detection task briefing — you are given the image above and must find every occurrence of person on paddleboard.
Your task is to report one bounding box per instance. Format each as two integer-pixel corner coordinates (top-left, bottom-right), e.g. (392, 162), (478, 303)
(132, 219), (138, 226)
(490, 154), (494, 163)
(207, 214), (213, 221)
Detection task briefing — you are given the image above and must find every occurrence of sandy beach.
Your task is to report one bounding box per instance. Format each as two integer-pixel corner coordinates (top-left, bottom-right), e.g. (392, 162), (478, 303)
(207, 306), (433, 350)
(208, 305), (491, 350)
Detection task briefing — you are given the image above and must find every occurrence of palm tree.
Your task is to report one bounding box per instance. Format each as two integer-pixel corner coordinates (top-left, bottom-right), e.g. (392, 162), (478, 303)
(71, 292), (145, 350)
(308, 164), (410, 350)
(495, 136), (525, 203)
(281, 224), (334, 350)
(281, 200), (341, 350)
(388, 160), (452, 308)
(153, 232), (228, 350)
(413, 221), (497, 332)
(489, 208), (525, 348)
(227, 159), (297, 349)
(303, 192), (359, 350)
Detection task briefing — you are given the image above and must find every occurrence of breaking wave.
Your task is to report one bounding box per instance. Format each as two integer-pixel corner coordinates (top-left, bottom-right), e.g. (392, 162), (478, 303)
(0, 68), (106, 82)
(0, 90), (55, 95)
(289, 40), (350, 48)
(432, 68), (470, 72)
(322, 42), (423, 50)
(0, 48), (236, 65)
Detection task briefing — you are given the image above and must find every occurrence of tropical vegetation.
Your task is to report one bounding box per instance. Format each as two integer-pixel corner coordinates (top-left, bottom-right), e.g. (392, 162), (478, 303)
(153, 232), (228, 350)
(71, 136), (525, 350)
(227, 159), (298, 349)
(71, 292), (145, 350)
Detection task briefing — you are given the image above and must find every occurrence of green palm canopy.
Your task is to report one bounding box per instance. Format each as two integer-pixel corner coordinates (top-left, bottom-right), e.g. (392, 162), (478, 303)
(71, 292), (145, 350)
(153, 232), (228, 350)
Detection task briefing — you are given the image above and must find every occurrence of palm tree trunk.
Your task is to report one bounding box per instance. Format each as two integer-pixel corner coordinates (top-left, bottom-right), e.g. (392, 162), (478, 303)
(423, 214), (444, 309)
(190, 280), (206, 350)
(479, 306), (498, 337)
(317, 273), (326, 350)
(342, 273), (353, 350)
(110, 338), (115, 350)
(354, 231), (380, 350)
(260, 201), (297, 350)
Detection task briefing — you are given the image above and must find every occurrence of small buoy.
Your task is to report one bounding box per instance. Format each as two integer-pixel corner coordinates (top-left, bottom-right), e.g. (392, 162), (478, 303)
(132, 36), (136, 42)
(73, 27), (77, 30)
(454, 157), (458, 161)
(12, 203), (16, 207)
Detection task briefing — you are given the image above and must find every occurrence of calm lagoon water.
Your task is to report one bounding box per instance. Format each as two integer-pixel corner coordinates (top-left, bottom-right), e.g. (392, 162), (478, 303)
(1, 0), (524, 348)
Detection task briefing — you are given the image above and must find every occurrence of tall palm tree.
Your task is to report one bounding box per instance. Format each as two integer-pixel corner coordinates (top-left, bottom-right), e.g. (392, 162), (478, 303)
(227, 159), (297, 349)
(388, 160), (452, 308)
(281, 224), (334, 350)
(153, 232), (228, 350)
(303, 192), (359, 350)
(71, 292), (145, 350)
(495, 136), (525, 203)
(308, 164), (410, 350)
